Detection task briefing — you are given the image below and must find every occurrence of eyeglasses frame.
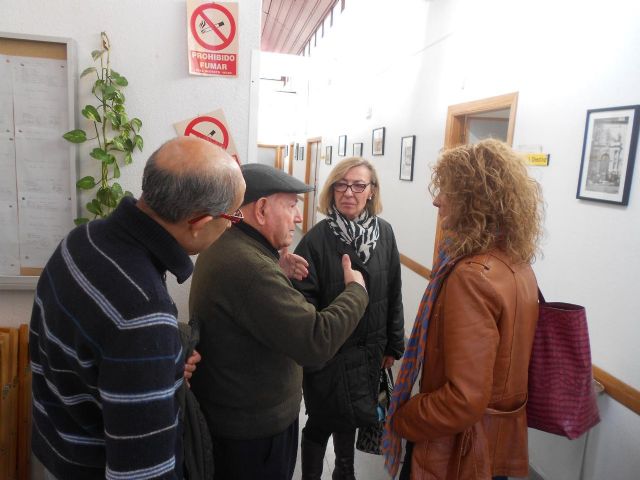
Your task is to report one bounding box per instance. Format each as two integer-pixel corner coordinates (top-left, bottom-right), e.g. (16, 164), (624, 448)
(332, 182), (372, 194)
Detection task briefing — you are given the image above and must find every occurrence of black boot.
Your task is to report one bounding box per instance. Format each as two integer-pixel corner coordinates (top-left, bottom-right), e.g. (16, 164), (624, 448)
(301, 433), (327, 480)
(332, 430), (356, 480)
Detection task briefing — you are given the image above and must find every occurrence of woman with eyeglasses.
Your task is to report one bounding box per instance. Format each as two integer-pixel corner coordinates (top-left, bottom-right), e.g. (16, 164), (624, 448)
(292, 157), (404, 480)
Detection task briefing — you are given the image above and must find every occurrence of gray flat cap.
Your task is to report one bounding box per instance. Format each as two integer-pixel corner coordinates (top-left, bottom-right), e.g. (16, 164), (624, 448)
(241, 163), (314, 205)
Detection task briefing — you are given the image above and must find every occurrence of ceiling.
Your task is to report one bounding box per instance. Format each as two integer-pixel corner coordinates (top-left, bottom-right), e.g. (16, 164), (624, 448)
(261, 0), (337, 55)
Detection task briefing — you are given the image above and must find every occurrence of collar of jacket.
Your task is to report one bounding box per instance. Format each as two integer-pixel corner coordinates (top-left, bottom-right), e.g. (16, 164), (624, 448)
(235, 221), (280, 260)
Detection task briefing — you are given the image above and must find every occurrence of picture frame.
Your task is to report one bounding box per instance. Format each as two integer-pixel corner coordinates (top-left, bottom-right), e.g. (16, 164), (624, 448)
(399, 135), (416, 181)
(325, 145), (332, 165)
(576, 105), (640, 205)
(338, 135), (347, 156)
(353, 142), (363, 157)
(283, 144), (288, 157)
(299, 145), (305, 161)
(372, 127), (385, 156)
(294, 143), (299, 160)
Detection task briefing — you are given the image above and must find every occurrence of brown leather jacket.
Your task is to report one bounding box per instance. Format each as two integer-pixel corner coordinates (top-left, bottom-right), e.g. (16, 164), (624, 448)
(393, 250), (538, 479)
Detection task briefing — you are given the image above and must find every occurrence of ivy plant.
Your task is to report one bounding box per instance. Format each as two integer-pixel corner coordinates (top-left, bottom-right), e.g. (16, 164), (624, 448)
(63, 32), (143, 225)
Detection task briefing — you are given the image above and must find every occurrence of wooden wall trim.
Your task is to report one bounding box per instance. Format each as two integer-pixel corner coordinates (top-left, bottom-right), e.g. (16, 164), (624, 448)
(593, 365), (640, 415)
(399, 253), (431, 279)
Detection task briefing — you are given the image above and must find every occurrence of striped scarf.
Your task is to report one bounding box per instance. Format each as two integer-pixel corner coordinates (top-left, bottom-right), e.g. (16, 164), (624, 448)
(327, 206), (379, 264)
(382, 247), (456, 477)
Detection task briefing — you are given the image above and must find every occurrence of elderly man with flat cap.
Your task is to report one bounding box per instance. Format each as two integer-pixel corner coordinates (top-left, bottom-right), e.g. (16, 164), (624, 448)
(29, 137), (245, 480)
(189, 163), (369, 480)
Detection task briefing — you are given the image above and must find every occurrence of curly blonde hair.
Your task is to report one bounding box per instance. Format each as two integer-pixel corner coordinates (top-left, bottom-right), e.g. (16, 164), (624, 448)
(318, 157), (382, 216)
(429, 139), (543, 263)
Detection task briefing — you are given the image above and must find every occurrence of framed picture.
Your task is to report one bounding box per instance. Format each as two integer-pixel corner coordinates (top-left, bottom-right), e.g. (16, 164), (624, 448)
(399, 135), (416, 181)
(338, 135), (347, 156)
(372, 127), (385, 156)
(294, 143), (299, 160)
(298, 145), (305, 161)
(325, 145), (332, 165)
(577, 105), (640, 205)
(353, 142), (363, 157)
(283, 145), (288, 157)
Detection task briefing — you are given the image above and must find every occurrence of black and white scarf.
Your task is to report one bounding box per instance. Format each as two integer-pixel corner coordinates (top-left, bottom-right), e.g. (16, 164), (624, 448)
(327, 206), (379, 264)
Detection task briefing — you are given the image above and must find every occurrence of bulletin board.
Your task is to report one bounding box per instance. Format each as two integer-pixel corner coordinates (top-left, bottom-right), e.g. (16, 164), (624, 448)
(0, 33), (77, 289)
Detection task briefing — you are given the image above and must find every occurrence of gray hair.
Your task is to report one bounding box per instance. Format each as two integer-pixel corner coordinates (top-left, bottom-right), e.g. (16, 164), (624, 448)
(141, 148), (238, 223)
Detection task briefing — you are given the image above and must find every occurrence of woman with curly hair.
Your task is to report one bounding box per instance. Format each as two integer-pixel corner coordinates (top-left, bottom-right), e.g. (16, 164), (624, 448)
(384, 139), (544, 480)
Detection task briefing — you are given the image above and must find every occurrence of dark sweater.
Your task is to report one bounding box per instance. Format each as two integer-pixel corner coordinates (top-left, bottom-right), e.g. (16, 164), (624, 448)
(29, 197), (190, 480)
(189, 224), (369, 440)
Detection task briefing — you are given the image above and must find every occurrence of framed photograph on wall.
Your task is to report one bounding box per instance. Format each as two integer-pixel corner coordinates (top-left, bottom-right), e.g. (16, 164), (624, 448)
(325, 145), (332, 165)
(338, 135), (347, 156)
(353, 142), (363, 157)
(299, 145), (305, 161)
(283, 145), (288, 157)
(294, 143), (299, 160)
(372, 127), (385, 155)
(576, 105), (640, 205)
(399, 135), (416, 181)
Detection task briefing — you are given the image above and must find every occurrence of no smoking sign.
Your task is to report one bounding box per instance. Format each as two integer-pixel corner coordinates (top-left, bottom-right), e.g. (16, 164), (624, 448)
(187, 1), (239, 76)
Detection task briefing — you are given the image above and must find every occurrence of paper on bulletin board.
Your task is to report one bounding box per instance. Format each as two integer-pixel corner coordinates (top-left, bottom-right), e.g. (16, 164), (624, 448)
(174, 108), (240, 164)
(187, 1), (239, 76)
(2, 56), (73, 271)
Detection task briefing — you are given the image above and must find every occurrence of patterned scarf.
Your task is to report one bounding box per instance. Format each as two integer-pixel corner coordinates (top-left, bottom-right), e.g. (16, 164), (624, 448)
(327, 206), (380, 264)
(382, 247), (457, 477)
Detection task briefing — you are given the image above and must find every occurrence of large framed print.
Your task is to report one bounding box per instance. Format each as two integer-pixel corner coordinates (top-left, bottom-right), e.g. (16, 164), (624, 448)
(399, 135), (415, 181)
(576, 105), (639, 205)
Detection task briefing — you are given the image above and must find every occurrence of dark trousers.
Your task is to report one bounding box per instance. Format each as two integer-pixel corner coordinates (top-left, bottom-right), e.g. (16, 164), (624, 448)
(303, 414), (353, 444)
(212, 419), (299, 480)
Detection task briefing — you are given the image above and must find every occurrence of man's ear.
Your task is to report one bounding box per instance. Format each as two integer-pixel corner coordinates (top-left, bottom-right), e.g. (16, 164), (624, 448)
(254, 197), (268, 226)
(187, 215), (213, 238)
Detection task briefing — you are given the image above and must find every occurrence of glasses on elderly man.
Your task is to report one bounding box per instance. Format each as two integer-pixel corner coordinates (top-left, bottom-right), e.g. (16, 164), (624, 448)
(332, 182), (371, 193)
(188, 209), (244, 225)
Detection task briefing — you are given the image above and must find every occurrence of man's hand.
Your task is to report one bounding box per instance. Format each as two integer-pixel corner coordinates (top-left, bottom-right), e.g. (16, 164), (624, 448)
(342, 254), (365, 289)
(184, 349), (201, 388)
(279, 247), (309, 280)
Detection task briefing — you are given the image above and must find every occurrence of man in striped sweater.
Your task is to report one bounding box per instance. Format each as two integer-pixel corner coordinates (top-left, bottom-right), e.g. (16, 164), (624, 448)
(29, 136), (245, 480)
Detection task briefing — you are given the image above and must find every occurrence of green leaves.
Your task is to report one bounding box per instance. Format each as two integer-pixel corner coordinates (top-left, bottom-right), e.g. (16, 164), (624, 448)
(82, 105), (101, 123)
(63, 129), (87, 143)
(80, 67), (97, 78)
(76, 176), (96, 190)
(71, 33), (143, 223)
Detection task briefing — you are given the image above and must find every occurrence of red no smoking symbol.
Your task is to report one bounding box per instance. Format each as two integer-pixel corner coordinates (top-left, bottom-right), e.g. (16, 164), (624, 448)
(191, 3), (236, 51)
(184, 116), (230, 149)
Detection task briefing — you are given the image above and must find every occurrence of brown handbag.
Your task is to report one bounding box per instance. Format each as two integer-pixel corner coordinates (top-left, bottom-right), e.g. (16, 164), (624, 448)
(526, 289), (600, 439)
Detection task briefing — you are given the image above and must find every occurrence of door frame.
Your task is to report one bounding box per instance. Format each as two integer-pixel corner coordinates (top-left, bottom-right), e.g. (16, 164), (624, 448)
(433, 92), (519, 260)
(302, 136), (322, 233)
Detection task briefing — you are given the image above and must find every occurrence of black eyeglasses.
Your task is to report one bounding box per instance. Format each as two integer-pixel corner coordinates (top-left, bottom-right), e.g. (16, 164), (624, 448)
(188, 209), (244, 225)
(332, 182), (371, 193)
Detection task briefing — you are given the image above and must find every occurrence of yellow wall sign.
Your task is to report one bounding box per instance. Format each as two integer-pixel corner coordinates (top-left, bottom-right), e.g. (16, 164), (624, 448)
(525, 153), (550, 166)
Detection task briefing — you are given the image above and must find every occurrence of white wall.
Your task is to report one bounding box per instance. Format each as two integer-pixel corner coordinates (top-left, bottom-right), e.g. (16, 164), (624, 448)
(263, 0), (640, 478)
(0, 0), (261, 326)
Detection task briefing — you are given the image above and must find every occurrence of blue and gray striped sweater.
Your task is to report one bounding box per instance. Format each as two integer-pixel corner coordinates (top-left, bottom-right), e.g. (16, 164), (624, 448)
(29, 197), (191, 479)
